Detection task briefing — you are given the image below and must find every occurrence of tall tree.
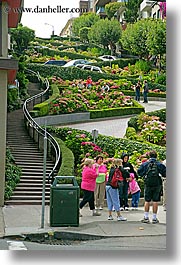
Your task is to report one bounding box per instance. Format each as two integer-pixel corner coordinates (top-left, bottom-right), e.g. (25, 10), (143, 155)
(79, 27), (91, 43)
(88, 18), (122, 53)
(121, 18), (166, 61)
(146, 19), (166, 69)
(105, 2), (125, 21)
(10, 23), (35, 54)
(124, 0), (142, 23)
(121, 18), (153, 59)
(72, 12), (100, 37)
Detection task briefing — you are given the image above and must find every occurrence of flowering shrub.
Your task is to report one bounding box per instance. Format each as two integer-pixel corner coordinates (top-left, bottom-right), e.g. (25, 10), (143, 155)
(140, 119), (166, 145)
(48, 85), (134, 115)
(136, 113), (166, 146)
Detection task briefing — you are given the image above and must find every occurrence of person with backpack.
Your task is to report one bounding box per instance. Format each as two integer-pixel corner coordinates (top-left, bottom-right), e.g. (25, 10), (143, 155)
(105, 159), (129, 221)
(137, 150), (166, 224)
(120, 153), (138, 211)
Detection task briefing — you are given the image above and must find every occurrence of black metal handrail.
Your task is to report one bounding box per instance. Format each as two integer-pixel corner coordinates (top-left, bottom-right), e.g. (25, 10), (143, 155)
(23, 69), (61, 183)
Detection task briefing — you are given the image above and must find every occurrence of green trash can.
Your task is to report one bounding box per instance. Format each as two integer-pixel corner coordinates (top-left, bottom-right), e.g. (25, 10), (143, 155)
(50, 176), (80, 227)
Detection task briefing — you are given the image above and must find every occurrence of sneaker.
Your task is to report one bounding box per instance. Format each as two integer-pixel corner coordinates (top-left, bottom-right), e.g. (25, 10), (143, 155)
(163, 206), (166, 211)
(141, 217), (150, 224)
(92, 210), (101, 216)
(99, 206), (103, 210)
(152, 218), (159, 224)
(124, 207), (129, 211)
(108, 215), (113, 220)
(131, 207), (135, 211)
(117, 216), (127, 221)
(79, 210), (83, 217)
(120, 207), (124, 211)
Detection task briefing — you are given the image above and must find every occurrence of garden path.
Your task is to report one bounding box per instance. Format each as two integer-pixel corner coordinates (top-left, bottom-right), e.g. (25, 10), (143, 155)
(58, 101), (166, 138)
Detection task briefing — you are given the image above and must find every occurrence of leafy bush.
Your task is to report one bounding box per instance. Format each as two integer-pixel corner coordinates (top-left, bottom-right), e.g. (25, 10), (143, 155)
(128, 108), (166, 132)
(135, 60), (152, 73)
(5, 148), (21, 200)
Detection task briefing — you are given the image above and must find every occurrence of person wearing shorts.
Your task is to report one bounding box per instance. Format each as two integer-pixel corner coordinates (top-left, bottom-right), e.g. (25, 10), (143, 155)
(138, 150), (166, 224)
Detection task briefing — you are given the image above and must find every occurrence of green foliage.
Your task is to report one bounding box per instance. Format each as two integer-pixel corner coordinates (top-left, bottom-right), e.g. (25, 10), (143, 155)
(105, 2), (125, 20)
(5, 148), (21, 200)
(10, 23), (35, 54)
(48, 127), (166, 164)
(128, 108), (166, 132)
(79, 27), (90, 43)
(72, 12), (100, 37)
(7, 88), (21, 112)
(121, 18), (166, 61)
(135, 60), (152, 73)
(124, 0), (142, 23)
(88, 18), (122, 52)
(155, 73), (166, 85)
(55, 138), (74, 176)
(146, 19), (166, 57)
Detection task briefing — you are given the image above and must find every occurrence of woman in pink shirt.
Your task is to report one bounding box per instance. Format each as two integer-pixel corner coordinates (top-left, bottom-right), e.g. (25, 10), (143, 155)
(79, 158), (101, 217)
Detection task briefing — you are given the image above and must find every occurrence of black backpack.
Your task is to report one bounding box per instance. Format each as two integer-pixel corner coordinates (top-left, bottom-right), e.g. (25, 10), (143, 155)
(145, 161), (160, 187)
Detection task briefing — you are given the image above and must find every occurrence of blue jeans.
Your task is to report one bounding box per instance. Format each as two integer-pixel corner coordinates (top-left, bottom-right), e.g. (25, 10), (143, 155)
(135, 91), (140, 101)
(143, 91), (148, 102)
(119, 181), (129, 208)
(106, 186), (120, 212)
(131, 191), (140, 207)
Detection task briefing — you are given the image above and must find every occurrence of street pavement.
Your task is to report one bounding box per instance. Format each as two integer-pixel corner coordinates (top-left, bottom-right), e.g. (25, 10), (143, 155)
(58, 101), (166, 138)
(0, 100), (166, 247)
(0, 204), (166, 239)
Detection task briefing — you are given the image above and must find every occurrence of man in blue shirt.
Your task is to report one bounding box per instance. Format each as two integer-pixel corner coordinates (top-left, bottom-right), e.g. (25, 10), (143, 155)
(138, 150), (166, 224)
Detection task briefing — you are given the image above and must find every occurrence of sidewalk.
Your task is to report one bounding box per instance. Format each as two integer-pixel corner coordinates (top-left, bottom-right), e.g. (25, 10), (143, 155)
(0, 100), (166, 240)
(0, 204), (166, 239)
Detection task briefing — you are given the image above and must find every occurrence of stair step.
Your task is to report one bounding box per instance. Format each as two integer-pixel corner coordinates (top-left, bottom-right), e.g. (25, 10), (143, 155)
(6, 195), (50, 200)
(13, 191), (50, 196)
(5, 200), (50, 205)
(6, 83), (59, 205)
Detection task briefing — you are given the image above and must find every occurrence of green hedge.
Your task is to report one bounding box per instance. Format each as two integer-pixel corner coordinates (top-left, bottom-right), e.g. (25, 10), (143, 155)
(90, 103), (144, 119)
(55, 137), (74, 176)
(121, 90), (166, 98)
(128, 108), (166, 132)
(27, 63), (166, 92)
(32, 84), (60, 116)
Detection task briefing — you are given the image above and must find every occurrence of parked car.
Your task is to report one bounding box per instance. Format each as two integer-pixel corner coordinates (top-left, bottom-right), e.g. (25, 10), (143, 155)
(44, 60), (67, 66)
(75, 64), (103, 73)
(62, 59), (90, 67)
(98, 55), (118, 61)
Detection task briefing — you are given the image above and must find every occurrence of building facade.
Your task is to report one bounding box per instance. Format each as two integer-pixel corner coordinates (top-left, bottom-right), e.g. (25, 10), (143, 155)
(0, 0), (23, 206)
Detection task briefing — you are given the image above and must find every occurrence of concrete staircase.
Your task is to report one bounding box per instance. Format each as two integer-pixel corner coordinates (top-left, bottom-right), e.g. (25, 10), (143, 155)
(5, 83), (56, 205)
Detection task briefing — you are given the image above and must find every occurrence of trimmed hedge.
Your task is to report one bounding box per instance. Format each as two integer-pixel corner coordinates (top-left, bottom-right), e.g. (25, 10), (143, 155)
(128, 108), (166, 132)
(90, 103), (144, 119)
(27, 63), (166, 92)
(55, 137), (74, 176)
(121, 90), (166, 98)
(32, 83), (144, 119)
(32, 84), (60, 117)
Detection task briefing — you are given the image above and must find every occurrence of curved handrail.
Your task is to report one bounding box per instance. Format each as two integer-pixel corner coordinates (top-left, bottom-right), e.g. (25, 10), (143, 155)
(23, 69), (61, 183)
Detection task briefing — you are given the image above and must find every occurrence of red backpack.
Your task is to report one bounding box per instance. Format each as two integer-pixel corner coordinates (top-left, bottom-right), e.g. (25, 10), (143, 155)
(110, 167), (124, 188)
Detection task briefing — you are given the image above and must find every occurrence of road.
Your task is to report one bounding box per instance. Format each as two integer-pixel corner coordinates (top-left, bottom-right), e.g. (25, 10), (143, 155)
(58, 101), (166, 138)
(0, 235), (166, 250)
